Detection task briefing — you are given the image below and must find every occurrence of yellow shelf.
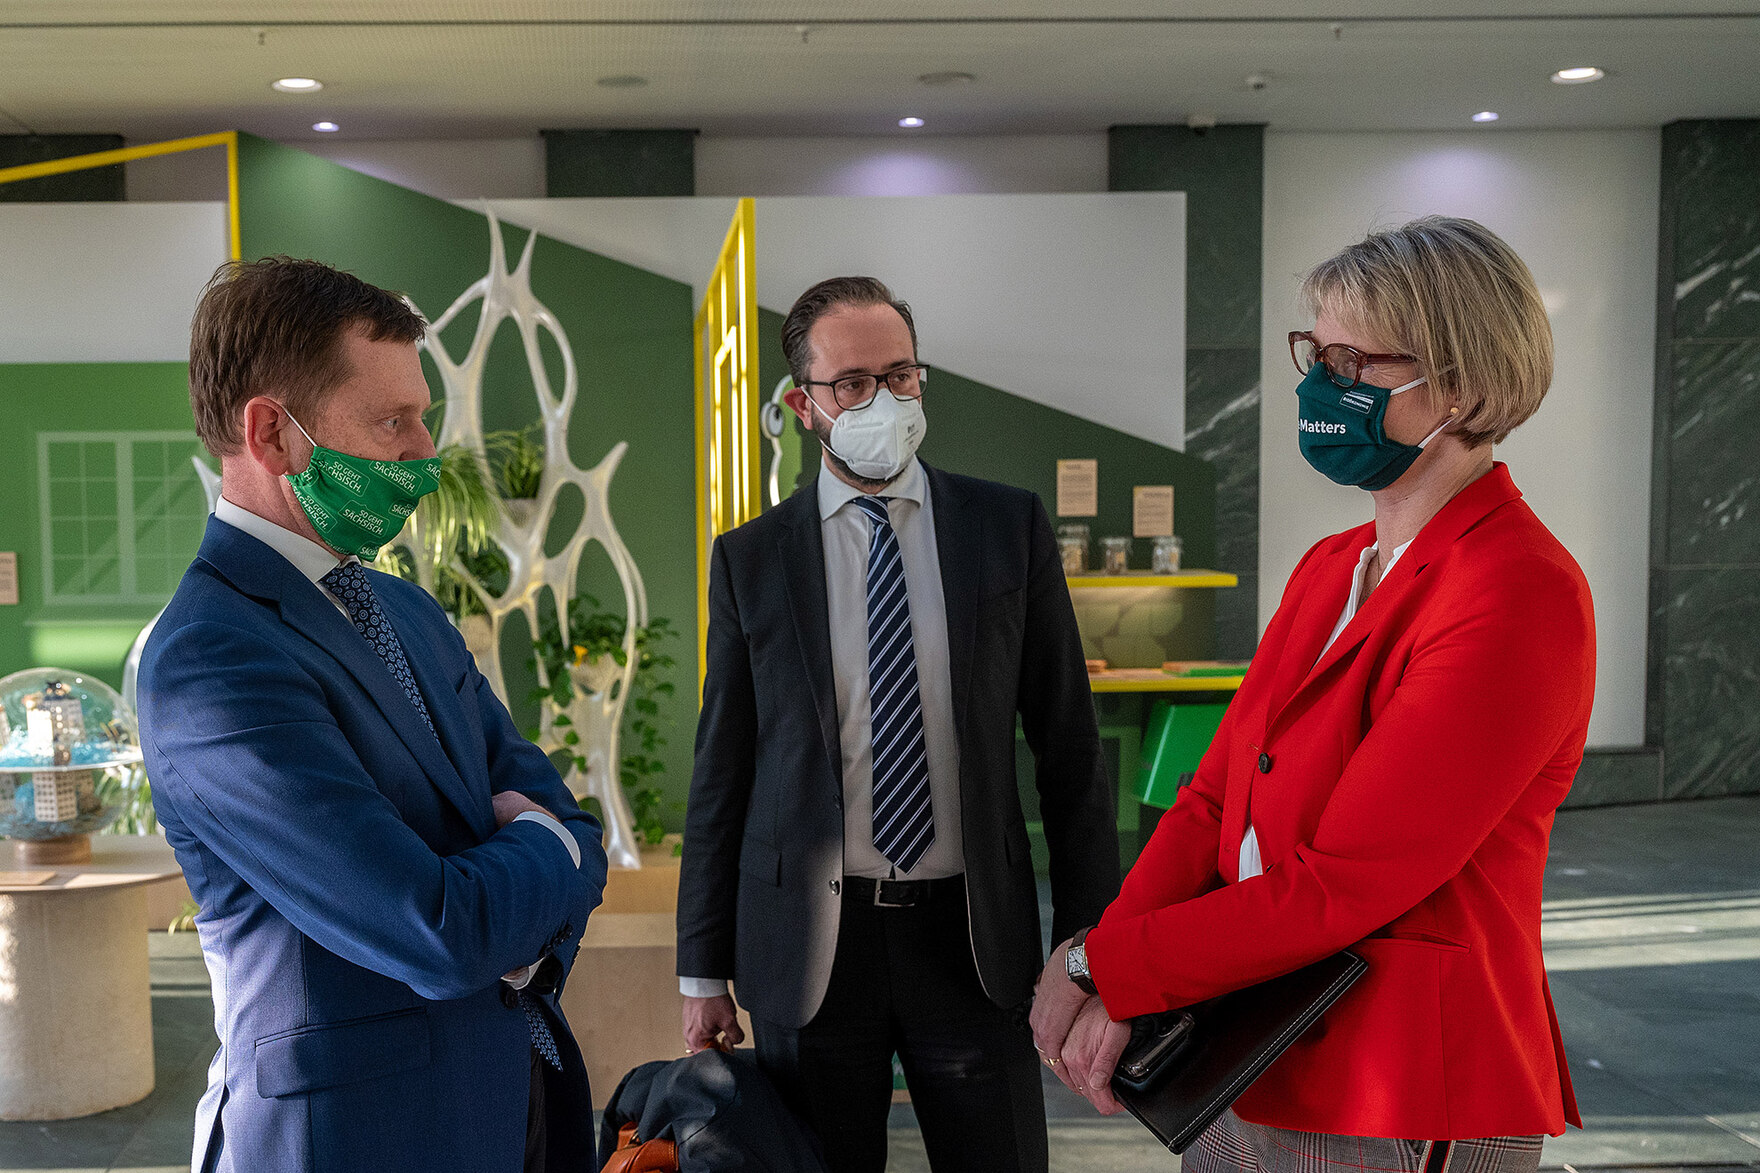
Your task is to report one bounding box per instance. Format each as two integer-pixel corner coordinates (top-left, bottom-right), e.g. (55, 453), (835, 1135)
(1066, 570), (1238, 589)
(1088, 671), (1245, 694)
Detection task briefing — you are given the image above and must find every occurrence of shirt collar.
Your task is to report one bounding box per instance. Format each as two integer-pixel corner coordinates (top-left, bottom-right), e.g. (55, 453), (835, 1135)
(215, 496), (351, 587)
(816, 456), (926, 522)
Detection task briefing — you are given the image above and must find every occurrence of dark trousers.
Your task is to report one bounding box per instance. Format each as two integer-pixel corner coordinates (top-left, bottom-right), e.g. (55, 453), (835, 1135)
(752, 881), (1048, 1173)
(524, 1047), (546, 1173)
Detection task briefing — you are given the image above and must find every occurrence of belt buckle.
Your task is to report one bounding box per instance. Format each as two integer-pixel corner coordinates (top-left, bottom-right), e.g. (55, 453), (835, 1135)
(872, 879), (913, 908)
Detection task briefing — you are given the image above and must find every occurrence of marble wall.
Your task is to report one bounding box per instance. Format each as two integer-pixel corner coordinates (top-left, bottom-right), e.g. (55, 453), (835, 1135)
(1648, 119), (1760, 800)
(1110, 125), (1265, 660)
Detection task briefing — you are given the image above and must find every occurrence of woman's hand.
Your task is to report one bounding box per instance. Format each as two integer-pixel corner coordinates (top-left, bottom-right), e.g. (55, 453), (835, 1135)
(1030, 939), (1092, 1095)
(1062, 998), (1132, 1115)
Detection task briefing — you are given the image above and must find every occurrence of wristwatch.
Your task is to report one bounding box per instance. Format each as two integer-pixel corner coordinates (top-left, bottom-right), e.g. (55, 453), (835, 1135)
(1065, 926), (1098, 995)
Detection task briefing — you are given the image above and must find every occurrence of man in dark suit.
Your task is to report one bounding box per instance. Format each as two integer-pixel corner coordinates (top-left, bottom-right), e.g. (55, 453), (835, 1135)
(677, 276), (1119, 1172)
(139, 257), (607, 1173)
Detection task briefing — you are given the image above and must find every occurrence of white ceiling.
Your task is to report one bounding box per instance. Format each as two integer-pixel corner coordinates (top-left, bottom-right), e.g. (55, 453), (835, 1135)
(2, 1), (1757, 143)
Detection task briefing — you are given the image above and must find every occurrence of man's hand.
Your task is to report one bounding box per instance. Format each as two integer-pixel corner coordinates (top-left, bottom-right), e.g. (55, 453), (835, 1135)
(1062, 998), (1132, 1114)
(1029, 938), (1092, 1096)
(492, 790), (548, 828)
(682, 994), (745, 1054)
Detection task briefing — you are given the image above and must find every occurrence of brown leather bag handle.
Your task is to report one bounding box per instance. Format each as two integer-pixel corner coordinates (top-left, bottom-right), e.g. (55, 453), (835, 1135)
(601, 1121), (680, 1173)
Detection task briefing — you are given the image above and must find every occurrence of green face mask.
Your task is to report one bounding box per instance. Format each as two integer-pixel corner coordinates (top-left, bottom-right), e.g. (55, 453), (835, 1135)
(284, 413), (441, 560)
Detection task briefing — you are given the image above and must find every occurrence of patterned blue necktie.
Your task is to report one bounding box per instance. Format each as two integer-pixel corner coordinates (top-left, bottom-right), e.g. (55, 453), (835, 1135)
(851, 495), (935, 874)
(320, 562), (437, 740)
(319, 560), (560, 1068)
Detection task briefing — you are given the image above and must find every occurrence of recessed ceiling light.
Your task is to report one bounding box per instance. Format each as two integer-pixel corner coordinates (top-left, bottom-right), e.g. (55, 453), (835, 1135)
(917, 71), (976, 86)
(899, 116), (925, 128)
(271, 77), (323, 93)
(1551, 66), (1605, 84)
(595, 74), (648, 88)
(1472, 111), (1499, 123)
(313, 121), (340, 133)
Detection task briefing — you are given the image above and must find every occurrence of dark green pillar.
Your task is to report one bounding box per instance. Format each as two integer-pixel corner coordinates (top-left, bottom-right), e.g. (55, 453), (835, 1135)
(1647, 119), (1760, 800)
(541, 129), (696, 197)
(1109, 125), (1264, 659)
(0, 134), (124, 201)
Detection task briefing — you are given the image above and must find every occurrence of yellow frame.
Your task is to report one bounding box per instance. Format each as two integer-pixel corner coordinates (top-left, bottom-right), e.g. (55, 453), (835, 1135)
(692, 198), (761, 692)
(0, 131), (242, 260)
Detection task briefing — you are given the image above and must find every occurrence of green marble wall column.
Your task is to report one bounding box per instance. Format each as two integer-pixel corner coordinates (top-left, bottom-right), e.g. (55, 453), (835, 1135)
(1109, 124), (1264, 658)
(541, 129), (696, 197)
(1649, 119), (1760, 799)
(0, 134), (124, 201)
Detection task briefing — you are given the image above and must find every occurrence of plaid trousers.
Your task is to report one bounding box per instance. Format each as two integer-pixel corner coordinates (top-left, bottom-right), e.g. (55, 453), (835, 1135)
(1183, 1109), (1544, 1173)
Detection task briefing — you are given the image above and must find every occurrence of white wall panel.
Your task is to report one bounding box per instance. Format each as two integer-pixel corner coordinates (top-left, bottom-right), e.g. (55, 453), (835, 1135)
(0, 202), (228, 363)
(1259, 129), (1660, 747)
(488, 192), (1187, 449)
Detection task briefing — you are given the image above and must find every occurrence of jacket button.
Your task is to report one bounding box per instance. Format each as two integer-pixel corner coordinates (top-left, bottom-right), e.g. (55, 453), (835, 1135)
(1258, 752), (1273, 774)
(829, 879), (841, 895)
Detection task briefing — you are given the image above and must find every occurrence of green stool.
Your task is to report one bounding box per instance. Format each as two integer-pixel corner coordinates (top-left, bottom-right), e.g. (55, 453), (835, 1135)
(1132, 700), (1228, 809)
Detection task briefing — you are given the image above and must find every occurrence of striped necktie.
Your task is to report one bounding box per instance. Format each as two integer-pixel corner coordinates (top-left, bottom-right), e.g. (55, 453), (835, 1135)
(850, 495), (935, 875)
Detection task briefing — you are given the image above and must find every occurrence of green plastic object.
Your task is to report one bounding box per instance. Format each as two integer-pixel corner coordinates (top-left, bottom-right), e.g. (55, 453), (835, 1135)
(1133, 700), (1229, 809)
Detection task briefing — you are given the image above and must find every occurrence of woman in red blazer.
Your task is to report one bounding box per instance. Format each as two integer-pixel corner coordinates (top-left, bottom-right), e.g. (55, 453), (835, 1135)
(1031, 216), (1595, 1173)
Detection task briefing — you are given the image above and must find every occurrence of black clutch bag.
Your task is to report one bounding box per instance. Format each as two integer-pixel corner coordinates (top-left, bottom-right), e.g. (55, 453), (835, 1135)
(1109, 950), (1367, 1153)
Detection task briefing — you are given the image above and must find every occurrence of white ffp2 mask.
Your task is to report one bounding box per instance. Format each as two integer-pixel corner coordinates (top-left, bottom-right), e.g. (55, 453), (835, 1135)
(813, 391), (927, 482)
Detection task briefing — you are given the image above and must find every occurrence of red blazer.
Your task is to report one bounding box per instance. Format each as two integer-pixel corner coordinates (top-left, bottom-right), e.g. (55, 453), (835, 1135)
(1087, 464), (1593, 1140)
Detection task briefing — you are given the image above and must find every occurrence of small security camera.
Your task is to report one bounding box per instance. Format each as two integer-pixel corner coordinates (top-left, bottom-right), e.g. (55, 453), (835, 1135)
(1246, 74), (1268, 92)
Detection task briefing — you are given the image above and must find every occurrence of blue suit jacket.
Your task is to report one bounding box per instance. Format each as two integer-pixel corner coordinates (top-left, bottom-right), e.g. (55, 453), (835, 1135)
(139, 516), (608, 1173)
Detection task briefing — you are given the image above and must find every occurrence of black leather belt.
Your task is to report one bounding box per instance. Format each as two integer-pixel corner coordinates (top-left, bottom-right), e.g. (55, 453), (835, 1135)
(841, 874), (965, 908)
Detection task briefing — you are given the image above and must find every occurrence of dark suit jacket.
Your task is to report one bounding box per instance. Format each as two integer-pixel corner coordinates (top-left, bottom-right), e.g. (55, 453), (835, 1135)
(677, 462), (1119, 1027)
(139, 516), (608, 1173)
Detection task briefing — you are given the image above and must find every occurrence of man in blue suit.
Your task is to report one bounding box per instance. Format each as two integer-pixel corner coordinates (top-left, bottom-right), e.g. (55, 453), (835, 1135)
(139, 257), (608, 1173)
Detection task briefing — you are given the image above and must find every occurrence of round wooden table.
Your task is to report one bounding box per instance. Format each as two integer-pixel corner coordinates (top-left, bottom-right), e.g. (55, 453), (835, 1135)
(0, 835), (183, 1120)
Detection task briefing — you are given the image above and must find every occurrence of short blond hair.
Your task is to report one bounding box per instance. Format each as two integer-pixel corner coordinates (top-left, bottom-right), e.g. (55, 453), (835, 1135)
(1300, 216), (1552, 447)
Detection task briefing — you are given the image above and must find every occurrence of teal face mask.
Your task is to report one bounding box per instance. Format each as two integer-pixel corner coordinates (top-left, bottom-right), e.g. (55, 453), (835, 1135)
(284, 414), (441, 560)
(1294, 364), (1451, 491)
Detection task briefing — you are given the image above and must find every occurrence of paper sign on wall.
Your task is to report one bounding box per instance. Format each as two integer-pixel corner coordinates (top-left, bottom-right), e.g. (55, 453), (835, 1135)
(1056, 460), (1098, 518)
(0, 552), (16, 605)
(1133, 486), (1175, 538)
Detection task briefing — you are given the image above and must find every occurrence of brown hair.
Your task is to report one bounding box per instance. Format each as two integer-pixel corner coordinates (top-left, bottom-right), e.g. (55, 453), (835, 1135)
(188, 256), (427, 457)
(781, 276), (918, 385)
(1300, 216), (1553, 447)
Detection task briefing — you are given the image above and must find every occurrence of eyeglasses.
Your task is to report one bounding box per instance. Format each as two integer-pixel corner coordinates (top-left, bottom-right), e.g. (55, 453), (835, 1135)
(799, 364), (929, 411)
(1288, 331), (1418, 390)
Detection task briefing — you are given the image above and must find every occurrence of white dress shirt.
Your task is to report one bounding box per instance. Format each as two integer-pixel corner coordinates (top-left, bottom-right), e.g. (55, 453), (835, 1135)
(213, 496), (581, 880)
(680, 458), (966, 1000)
(1237, 537), (1413, 883)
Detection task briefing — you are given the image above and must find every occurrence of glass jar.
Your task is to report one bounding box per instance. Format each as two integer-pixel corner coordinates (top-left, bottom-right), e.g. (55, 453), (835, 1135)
(1101, 536), (1132, 575)
(1152, 534), (1183, 573)
(1057, 524), (1090, 575)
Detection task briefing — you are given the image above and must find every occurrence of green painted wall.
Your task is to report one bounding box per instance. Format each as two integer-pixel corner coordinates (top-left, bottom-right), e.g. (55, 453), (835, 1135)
(0, 362), (197, 686)
(235, 133), (702, 806)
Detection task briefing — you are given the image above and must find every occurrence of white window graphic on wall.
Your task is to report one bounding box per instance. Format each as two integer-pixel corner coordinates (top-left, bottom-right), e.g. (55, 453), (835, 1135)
(36, 432), (209, 604)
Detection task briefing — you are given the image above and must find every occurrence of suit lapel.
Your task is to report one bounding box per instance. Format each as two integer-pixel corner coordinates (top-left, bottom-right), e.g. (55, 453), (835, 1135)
(1264, 463), (1526, 738)
(198, 518), (489, 836)
(774, 484), (844, 790)
(1261, 537), (1362, 725)
(379, 589), (497, 840)
(924, 464), (980, 746)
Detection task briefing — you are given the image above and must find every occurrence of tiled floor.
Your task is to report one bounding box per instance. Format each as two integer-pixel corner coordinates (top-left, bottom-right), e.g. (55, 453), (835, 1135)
(4, 797), (1757, 1173)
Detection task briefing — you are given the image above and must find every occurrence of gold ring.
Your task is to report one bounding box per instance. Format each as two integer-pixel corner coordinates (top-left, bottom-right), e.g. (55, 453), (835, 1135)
(1045, 1057), (1062, 1067)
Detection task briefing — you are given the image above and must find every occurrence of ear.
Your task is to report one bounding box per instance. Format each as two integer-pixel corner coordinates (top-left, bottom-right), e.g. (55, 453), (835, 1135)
(783, 384), (819, 430)
(241, 395), (307, 477)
